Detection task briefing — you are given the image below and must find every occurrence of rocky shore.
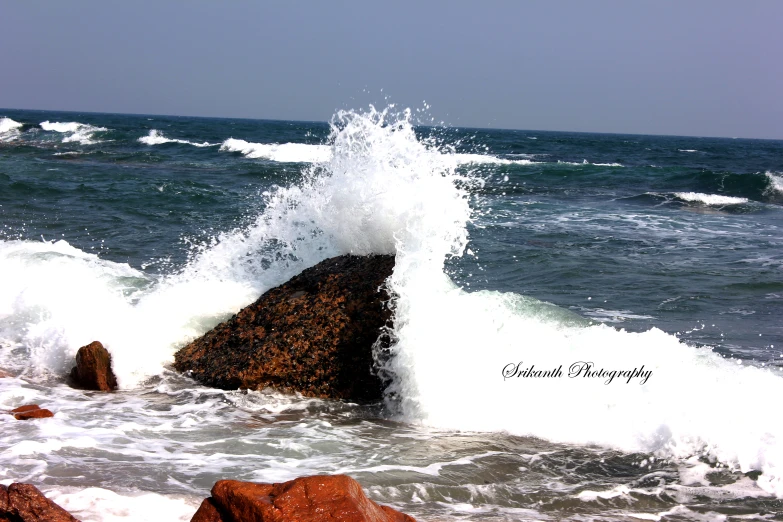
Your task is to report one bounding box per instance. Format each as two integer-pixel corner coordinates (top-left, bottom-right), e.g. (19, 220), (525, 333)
(1, 255), (415, 521)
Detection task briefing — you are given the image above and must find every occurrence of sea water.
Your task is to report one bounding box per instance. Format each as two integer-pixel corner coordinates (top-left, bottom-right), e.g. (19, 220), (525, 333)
(1, 107), (782, 520)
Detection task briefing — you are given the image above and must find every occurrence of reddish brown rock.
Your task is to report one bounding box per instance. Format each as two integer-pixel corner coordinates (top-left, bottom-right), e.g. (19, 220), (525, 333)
(190, 498), (224, 522)
(191, 475), (414, 522)
(174, 255), (394, 401)
(9, 405), (54, 421)
(0, 483), (79, 521)
(70, 341), (117, 392)
(0, 369), (12, 378)
(10, 405), (41, 414)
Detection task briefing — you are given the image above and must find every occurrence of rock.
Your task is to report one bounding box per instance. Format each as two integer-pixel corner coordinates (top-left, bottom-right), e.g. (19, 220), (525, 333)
(191, 475), (414, 522)
(0, 369), (12, 378)
(70, 341), (117, 392)
(10, 405), (54, 421)
(190, 498), (223, 522)
(0, 483), (79, 521)
(174, 255), (394, 401)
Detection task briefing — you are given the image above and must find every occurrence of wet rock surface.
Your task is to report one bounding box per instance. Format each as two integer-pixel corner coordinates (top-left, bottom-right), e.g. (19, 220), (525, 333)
(69, 341), (118, 392)
(9, 405), (54, 421)
(191, 475), (415, 522)
(0, 483), (79, 521)
(174, 255), (395, 401)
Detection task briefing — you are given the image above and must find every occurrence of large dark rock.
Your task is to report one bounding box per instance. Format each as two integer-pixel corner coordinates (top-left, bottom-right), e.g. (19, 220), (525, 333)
(69, 341), (117, 392)
(190, 475), (414, 522)
(174, 255), (394, 401)
(0, 483), (79, 521)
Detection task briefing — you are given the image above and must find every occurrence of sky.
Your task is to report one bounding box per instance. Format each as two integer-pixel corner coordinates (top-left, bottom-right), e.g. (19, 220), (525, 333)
(1, 1), (781, 139)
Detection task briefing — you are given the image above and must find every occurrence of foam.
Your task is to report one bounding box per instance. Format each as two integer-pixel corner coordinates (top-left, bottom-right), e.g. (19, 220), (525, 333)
(220, 138), (332, 163)
(674, 192), (748, 205)
(764, 171), (783, 196)
(218, 138), (531, 166)
(44, 487), (200, 522)
(558, 159), (624, 167)
(138, 130), (215, 148)
(0, 117), (23, 140)
(40, 121), (108, 145)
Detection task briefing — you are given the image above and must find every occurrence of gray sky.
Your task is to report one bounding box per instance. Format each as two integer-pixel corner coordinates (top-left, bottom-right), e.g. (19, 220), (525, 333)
(1, 1), (781, 138)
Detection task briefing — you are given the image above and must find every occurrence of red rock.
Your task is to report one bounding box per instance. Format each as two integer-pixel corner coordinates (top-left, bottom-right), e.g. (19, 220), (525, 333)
(0, 369), (12, 378)
(14, 409), (54, 421)
(70, 341), (118, 392)
(194, 475), (415, 522)
(11, 405), (41, 414)
(174, 255), (395, 401)
(190, 498), (225, 522)
(0, 483), (79, 521)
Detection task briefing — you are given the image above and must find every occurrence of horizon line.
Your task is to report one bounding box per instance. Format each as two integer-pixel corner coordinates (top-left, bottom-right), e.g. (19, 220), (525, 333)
(2, 105), (781, 142)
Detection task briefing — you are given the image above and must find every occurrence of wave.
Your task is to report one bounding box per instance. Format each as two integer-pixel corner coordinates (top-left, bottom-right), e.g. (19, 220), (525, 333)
(679, 149), (699, 153)
(673, 192), (749, 206)
(40, 121), (108, 145)
(4, 107), (783, 498)
(220, 138), (332, 163)
(764, 171), (783, 196)
(0, 117), (23, 142)
(557, 159), (624, 167)
(219, 138), (538, 166)
(138, 129), (216, 148)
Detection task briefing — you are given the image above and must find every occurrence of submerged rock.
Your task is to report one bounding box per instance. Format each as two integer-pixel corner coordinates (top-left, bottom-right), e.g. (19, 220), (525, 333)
(10, 405), (54, 421)
(0, 483), (79, 521)
(69, 341), (118, 392)
(191, 475), (414, 522)
(174, 254), (394, 401)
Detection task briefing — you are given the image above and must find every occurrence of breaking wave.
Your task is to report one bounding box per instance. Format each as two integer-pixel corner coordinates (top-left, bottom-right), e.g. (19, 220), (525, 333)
(138, 129), (216, 148)
(220, 138), (332, 163)
(40, 121), (108, 145)
(0, 117), (23, 142)
(674, 192), (749, 206)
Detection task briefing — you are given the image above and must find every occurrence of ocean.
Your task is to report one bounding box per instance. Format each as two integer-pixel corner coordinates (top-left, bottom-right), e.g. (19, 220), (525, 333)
(1, 106), (782, 521)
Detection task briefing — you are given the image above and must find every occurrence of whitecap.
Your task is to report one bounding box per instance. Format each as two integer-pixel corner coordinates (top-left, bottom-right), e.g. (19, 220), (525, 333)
(40, 121), (108, 145)
(674, 192), (748, 205)
(138, 129), (216, 148)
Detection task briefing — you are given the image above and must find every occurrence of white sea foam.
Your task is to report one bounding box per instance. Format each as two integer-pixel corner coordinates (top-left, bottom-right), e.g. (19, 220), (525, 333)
(764, 171), (783, 196)
(138, 130), (215, 148)
(0, 117), (23, 142)
(3, 107), (783, 499)
(220, 138), (332, 163)
(44, 487), (200, 522)
(679, 149), (699, 153)
(558, 159), (623, 167)
(219, 138), (532, 166)
(674, 192), (748, 206)
(40, 121), (108, 145)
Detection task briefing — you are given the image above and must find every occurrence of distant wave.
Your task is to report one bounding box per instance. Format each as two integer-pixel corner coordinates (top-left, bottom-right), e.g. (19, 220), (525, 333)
(220, 138), (332, 163)
(674, 192), (748, 206)
(679, 149), (699, 153)
(450, 153), (541, 166)
(557, 159), (624, 167)
(138, 129), (216, 148)
(40, 121), (108, 145)
(764, 171), (783, 196)
(0, 117), (23, 141)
